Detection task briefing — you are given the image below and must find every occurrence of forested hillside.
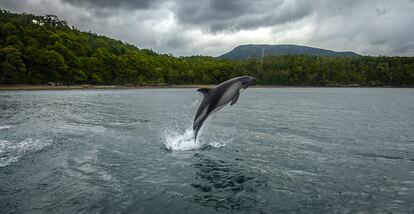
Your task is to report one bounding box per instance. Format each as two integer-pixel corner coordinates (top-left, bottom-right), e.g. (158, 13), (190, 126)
(1, 10), (414, 86)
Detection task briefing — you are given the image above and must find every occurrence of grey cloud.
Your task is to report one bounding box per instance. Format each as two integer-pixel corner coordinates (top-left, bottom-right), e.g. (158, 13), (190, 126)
(0, 0), (22, 11)
(392, 43), (414, 55)
(60, 0), (165, 10)
(375, 7), (390, 16)
(308, 0), (414, 56)
(173, 0), (314, 32)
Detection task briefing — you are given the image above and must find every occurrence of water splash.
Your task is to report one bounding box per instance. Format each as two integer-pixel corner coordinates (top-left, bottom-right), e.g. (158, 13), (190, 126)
(163, 95), (231, 151)
(163, 125), (231, 151)
(164, 128), (199, 151)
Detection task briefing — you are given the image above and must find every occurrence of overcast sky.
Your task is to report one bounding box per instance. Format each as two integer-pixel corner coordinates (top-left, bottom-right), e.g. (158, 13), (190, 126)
(1, 0), (414, 56)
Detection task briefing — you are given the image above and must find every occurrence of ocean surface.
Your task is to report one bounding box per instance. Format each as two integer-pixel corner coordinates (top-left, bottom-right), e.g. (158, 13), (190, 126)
(0, 88), (413, 213)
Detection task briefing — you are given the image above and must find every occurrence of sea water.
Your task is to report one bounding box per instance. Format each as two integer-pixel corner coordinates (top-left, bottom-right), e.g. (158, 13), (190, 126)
(1, 88), (414, 213)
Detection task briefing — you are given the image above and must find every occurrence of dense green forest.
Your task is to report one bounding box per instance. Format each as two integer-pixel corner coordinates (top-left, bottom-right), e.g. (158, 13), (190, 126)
(1, 10), (414, 86)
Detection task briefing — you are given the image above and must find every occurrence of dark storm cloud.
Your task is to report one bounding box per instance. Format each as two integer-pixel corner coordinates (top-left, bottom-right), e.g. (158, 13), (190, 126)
(60, 0), (165, 10)
(173, 0), (315, 32)
(0, 0), (24, 11)
(375, 7), (390, 16)
(0, 0), (414, 56)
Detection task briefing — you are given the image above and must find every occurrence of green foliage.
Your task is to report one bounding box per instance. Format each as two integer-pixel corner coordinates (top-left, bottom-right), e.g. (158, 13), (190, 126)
(0, 46), (25, 83)
(0, 9), (414, 86)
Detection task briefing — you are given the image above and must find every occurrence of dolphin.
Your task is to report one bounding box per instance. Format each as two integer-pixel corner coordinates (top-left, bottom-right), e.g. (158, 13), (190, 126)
(193, 76), (256, 142)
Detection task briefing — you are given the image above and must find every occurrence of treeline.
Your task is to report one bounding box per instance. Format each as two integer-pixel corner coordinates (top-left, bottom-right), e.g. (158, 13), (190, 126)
(247, 55), (414, 86)
(1, 10), (414, 86)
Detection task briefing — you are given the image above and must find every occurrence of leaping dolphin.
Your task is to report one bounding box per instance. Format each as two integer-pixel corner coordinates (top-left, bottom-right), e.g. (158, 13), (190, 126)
(193, 76), (256, 142)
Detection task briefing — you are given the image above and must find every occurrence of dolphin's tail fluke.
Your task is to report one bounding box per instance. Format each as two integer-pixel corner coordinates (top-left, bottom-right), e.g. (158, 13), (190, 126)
(193, 129), (198, 143)
(193, 123), (201, 143)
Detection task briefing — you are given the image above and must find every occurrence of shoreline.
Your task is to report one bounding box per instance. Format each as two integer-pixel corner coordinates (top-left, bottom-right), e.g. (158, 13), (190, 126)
(0, 84), (412, 90)
(0, 84), (212, 91)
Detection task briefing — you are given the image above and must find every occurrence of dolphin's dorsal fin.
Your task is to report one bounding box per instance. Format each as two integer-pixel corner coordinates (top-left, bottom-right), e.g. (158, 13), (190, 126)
(230, 91), (240, 105)
(197, 88), (211, 96)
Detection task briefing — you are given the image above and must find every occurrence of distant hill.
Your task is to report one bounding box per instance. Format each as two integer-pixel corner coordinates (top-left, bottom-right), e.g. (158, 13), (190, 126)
(219, 44), (359, 59)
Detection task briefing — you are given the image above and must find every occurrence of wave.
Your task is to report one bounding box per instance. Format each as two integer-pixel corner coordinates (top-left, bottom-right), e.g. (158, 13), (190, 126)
(358, 152), (414, 162)
(0, 125), (12, 130)
(0, 138), (51, 167)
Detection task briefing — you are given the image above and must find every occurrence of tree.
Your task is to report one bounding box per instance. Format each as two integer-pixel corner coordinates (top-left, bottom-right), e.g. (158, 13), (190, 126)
(33, 50), (67, 82)
(0, 46), (26, 83)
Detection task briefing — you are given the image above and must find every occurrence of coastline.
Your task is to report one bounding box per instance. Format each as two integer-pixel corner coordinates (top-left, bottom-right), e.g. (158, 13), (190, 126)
(0, 84), (412, 90)
(0, 84), (213, 91)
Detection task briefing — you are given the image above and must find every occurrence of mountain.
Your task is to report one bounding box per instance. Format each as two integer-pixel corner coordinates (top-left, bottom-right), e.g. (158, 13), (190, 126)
(219, 44), (359, 60)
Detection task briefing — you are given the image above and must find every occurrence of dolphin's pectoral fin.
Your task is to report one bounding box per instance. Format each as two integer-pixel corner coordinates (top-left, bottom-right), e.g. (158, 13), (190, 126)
(230, 91), (240, 105)
(197, 88), (211, 96)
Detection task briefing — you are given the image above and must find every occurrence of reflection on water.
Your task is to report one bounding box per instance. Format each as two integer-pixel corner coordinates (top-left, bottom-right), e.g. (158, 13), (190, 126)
(191, 153), (268, 212)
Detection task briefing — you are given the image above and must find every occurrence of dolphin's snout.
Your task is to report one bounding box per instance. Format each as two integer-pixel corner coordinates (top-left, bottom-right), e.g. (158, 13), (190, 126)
(243, 77), (256, 88)
(250, 77), (257, 86)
